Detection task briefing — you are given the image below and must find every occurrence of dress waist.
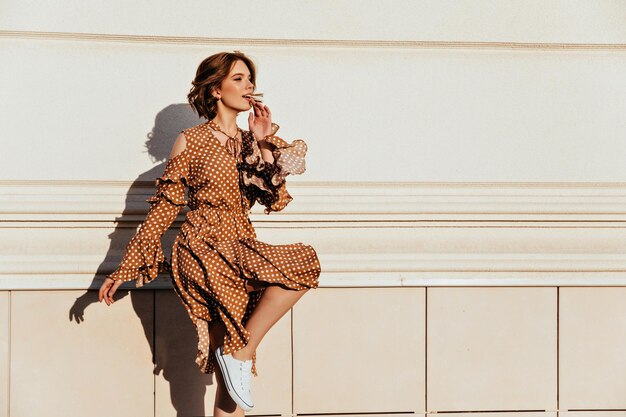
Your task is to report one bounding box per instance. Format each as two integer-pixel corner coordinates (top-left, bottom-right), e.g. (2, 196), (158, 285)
(181, 202), (253, 244)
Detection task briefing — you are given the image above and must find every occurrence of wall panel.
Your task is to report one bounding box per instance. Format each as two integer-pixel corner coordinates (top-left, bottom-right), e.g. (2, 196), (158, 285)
(560, 288), (626, 410)
(0, 292), (8, 417)
(10, 290), (154, 417)
(293, 287), (425, 414)
(427, 287), (557, 411)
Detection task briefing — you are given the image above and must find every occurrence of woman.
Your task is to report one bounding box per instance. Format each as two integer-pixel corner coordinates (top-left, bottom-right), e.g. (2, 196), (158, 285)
(98, 51), (321, 414)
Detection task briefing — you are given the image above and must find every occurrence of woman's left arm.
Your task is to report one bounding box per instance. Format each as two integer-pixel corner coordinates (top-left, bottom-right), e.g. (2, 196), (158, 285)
(243, 100), (309, 213)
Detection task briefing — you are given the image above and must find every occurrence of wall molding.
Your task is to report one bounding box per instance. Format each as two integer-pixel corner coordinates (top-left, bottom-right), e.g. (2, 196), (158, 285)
(1, 180), (625, 221)
(2, 30), (626, 51)
(1, 181), (625, 289)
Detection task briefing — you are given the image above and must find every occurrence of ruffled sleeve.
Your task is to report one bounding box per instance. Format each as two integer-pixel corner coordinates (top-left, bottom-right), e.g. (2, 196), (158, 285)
(239, 123), (308, 214)
(107, 148), (191, 288)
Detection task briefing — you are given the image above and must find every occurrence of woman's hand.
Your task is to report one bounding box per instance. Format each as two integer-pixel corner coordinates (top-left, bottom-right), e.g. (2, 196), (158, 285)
(248, 99), (273, 142)
(99, 277), (123, 306)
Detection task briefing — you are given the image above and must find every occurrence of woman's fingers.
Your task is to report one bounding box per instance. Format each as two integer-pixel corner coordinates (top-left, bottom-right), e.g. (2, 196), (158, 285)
(99, 282), (111, 305)
(249, 100), (272, 136)
(253, 100), (261, 117)
(258, 103), (270, 120)
(256, 102), (268, 118)
(108, 281), (121, 304)
(99, 278), (119, 305)
(98, 282), (107, 302)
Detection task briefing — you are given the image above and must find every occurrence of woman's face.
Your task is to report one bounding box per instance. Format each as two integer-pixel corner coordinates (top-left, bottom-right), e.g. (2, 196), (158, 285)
(214, 60), (255, 113)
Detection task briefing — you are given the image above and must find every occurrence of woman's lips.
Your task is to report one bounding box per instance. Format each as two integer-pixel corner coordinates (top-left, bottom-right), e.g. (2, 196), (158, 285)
(243, 93), (262, 103)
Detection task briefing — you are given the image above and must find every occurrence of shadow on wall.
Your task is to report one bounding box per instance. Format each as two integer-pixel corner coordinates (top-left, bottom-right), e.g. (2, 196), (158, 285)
(69, 103), (214, 416)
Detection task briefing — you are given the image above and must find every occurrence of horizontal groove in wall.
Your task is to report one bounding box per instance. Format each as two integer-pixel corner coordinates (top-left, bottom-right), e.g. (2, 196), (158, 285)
(4, 253), (626, 273)
(2, 30), (626, 51)
(2, 221), (626, 227)
(2, 271), (626, 290)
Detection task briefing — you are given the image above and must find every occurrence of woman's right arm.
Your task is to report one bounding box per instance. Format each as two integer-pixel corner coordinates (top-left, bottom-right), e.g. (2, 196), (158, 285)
(99, 133), (190, 305)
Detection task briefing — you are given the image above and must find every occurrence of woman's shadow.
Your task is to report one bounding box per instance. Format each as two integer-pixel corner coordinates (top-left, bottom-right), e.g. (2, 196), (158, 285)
(69, 103), (215, 416)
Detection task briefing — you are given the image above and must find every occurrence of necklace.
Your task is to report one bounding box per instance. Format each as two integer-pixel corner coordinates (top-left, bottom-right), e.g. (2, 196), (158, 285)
(207, 119), (242, 161)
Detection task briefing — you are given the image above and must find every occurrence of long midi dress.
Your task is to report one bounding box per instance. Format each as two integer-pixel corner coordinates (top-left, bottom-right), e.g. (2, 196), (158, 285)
(106, 121), (321, 376)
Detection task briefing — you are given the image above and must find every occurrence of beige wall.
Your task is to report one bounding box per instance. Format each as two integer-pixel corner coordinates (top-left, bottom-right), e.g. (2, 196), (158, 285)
(1, 0), (625, 416)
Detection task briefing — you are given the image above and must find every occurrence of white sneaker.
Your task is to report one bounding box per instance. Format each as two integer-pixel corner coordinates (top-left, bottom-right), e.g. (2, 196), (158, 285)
(214, 345), (254, 411)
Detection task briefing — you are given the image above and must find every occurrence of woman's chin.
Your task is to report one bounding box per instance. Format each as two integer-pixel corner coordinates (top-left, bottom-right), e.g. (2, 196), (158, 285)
(229, 103), (252, 112)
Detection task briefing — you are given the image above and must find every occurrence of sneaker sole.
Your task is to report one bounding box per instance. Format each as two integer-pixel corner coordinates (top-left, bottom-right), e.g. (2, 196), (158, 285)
(215, 346), (253, 411)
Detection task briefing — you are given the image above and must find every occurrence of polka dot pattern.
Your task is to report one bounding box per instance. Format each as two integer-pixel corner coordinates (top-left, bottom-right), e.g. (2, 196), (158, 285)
(107, 121), (321, 376)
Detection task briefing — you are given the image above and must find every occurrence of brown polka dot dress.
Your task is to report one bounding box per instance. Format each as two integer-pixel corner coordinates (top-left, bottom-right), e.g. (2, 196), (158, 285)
(107, 121), (321, 376)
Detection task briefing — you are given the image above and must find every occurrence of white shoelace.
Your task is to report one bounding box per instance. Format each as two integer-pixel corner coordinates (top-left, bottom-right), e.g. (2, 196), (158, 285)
(241, 361), (252, 391)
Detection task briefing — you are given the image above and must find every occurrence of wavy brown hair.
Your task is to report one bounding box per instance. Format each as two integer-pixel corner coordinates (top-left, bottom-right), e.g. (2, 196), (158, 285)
(187, 51), (257, 121)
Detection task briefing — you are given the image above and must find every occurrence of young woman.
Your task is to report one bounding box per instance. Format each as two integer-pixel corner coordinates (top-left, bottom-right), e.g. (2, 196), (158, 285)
(99, 51), (321, 415)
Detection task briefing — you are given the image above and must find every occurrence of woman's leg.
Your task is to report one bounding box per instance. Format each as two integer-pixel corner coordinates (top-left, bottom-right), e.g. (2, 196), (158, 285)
(232, 284), (310, 361)
(210, 320), (245, 417)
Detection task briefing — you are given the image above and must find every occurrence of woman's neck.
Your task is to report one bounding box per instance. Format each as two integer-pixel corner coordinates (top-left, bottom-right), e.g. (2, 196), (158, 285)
(211, 112), (239, 136)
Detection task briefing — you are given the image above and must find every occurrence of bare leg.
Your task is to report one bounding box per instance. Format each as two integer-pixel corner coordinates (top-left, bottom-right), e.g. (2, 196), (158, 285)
(232, 284), (309, 361)
(210, 321), (245, 417)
